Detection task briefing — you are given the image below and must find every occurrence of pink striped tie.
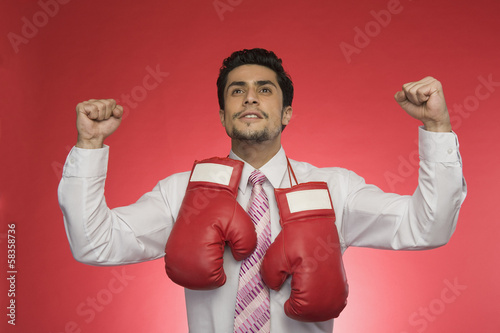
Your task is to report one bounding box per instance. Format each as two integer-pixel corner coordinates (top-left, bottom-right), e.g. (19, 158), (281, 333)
(234, 170), (271, 333)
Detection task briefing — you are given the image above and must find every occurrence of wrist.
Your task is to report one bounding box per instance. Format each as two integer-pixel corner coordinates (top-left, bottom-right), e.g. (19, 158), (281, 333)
(76, 136), (104, 149)
(422, 119), (452, 133)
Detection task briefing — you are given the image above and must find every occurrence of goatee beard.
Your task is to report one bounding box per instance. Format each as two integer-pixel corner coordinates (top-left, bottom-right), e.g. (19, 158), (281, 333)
(228, 126), (281, 144)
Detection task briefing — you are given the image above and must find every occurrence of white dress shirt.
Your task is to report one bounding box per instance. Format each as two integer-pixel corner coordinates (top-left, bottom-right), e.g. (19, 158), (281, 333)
(58, 127), (466, 333)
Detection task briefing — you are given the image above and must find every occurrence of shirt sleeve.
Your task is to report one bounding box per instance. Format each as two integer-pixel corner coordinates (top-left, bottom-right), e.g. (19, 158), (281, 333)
(341, 127), (467, 250)
(57, 145), (176, 265)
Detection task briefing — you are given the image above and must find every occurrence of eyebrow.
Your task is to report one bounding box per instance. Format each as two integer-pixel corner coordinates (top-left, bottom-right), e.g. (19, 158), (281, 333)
(226, 80), (278, 92)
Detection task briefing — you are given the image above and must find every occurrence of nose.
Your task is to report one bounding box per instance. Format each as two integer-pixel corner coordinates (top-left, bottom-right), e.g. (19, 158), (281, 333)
(244, 89), (259, 106)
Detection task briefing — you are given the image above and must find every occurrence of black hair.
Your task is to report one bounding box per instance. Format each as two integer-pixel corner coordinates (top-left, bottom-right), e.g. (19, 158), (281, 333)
(216, 48), (294, 111)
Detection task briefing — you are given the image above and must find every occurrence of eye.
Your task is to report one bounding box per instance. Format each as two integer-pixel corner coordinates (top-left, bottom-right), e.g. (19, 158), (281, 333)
(260, 87), (272, 93)
(231, 88), (244, 95)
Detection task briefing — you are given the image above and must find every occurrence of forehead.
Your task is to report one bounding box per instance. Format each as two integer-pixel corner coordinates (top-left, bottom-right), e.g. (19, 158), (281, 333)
(226, 64), (279, 87)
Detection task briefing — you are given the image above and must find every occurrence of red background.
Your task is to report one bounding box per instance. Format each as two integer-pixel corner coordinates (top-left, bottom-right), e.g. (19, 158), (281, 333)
(1, 0), (500, 332)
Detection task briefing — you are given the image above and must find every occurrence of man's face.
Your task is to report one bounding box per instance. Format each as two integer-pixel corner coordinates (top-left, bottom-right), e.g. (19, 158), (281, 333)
(219, 64), (292, 144)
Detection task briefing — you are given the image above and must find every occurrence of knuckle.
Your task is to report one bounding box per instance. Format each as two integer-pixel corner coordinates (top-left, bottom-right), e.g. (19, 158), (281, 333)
(93, 102), (105, 112)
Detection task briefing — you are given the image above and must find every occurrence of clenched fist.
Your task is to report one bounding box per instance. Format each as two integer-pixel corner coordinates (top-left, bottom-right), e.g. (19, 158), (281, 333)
(394, 77), (452, 132)
(76, 99), (123, 149)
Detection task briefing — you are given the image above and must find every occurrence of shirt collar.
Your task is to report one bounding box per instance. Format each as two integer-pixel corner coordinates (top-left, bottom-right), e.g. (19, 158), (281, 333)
(229, 147), (288, 194)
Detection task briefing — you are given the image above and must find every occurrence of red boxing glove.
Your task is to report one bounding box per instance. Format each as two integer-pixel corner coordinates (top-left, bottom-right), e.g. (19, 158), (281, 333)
(261, 182), (348, 322)
(164, 157), (257, 290)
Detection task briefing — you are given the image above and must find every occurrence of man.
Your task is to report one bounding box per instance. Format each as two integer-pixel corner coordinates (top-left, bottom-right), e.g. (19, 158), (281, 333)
(58, 48), (466, 332)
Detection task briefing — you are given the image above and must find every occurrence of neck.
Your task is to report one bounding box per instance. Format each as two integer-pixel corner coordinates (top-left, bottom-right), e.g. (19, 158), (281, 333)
(231, 138), (281, 169)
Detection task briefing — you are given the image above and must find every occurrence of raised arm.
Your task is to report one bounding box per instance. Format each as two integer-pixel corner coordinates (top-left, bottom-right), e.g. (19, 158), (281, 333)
(58, 99), (176, 265)
(341, 77), (466, 250)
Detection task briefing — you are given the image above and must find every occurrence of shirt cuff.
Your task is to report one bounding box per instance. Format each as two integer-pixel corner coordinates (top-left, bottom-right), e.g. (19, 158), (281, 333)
(418, 126), (460, 163)
(62, 145), (109, 178)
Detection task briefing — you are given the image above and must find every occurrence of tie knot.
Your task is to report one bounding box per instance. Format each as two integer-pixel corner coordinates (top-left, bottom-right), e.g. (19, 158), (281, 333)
(249, 170), (266, 186)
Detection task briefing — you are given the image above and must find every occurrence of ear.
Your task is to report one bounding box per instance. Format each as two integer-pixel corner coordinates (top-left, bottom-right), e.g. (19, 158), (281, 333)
(219, 109), (225, 125)
(281, 106), (293, 126)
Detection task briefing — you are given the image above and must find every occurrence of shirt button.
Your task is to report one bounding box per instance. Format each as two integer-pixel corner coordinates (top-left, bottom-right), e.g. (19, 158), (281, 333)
(447, 148), (453, 154)
(70, 157), (75, 164)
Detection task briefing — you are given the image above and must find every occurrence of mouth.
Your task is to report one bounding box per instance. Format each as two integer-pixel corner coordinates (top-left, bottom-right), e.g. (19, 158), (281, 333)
(236, 109), (266, 120)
